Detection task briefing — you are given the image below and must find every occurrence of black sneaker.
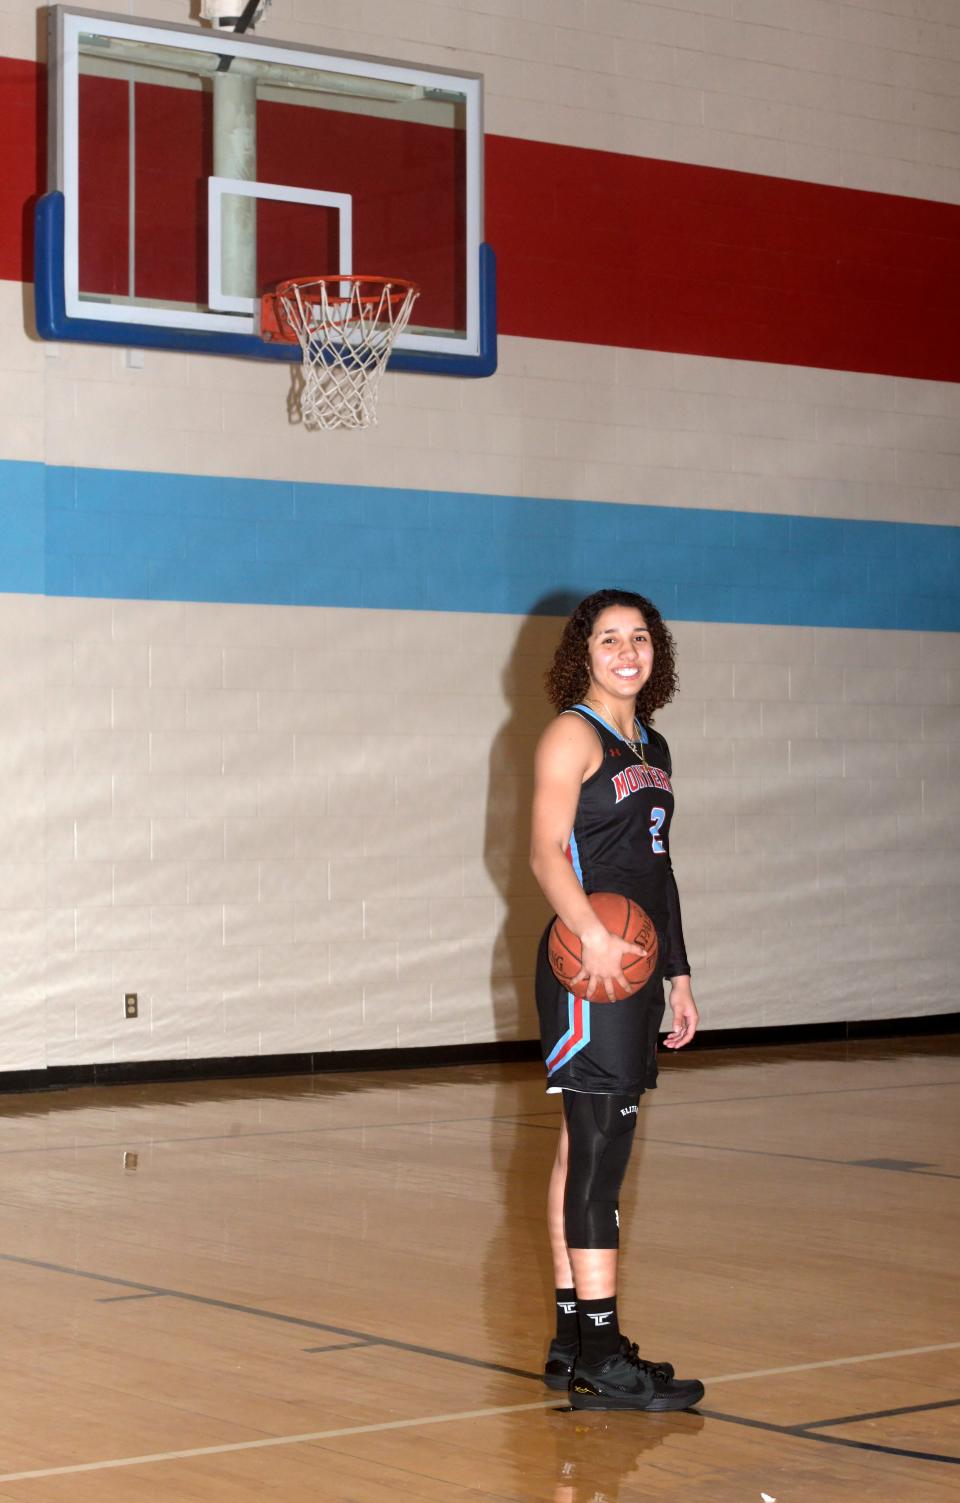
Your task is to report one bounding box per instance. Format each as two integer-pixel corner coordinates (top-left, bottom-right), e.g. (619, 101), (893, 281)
(544, 1336), (675, 1391)
(543, 1339), (578, 1390)
(570, 1338), (703, 1412)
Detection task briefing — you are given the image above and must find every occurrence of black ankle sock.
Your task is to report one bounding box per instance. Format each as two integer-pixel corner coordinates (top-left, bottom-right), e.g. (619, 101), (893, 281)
(554, 1286), (578, 1347)
(577, 1295), (621, 1365)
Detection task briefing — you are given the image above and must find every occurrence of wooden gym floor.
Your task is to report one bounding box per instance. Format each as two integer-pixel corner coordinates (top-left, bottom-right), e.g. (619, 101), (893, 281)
(0, 1035), (957, 1500)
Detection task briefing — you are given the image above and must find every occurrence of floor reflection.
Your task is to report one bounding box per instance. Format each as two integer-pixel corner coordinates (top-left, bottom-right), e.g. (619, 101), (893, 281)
(548, 1407), (706, 1503)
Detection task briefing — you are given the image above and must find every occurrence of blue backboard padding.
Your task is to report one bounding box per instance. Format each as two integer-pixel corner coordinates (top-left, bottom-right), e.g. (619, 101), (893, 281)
(34, 193), (497, 376)
(2, 460), (957, 631)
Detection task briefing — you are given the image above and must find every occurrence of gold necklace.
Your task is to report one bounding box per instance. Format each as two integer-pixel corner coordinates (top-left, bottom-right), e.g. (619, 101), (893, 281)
(584, 697), (648, 764)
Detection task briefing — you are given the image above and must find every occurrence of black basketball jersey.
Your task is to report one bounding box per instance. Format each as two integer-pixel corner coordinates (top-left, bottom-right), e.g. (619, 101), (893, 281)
(564, 704), (689, 979)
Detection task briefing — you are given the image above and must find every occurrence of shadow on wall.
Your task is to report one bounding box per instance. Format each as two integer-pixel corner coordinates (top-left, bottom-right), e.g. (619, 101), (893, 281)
(484, 591), (581, 1045)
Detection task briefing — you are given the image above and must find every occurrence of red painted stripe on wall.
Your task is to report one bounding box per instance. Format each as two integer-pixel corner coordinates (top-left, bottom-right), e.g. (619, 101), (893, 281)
(485, 134), (960, 383)
(0, 58), (44, 285)
(4, 56), (959, 381)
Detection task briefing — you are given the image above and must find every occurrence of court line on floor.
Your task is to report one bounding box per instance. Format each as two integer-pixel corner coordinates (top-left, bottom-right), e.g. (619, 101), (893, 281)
(4, 1250), (958, 1394)
(639, 1135), (960, 1181)
(518, 1075), (960, 1117)
(96, 1292), (172, 1305)
(801, 1395), (960, 1429)
(699, 1341), (960, 1383)
(1, 1344), (958, 1483)
(0, 1399), (564, 1482)
(302, 1339), (379, 1355)
(0, 1252), (543, 1384)
(1, 1078), (957, 1158)
(698, 1407), (960, 1469)
(793, 1432), (958, 1467)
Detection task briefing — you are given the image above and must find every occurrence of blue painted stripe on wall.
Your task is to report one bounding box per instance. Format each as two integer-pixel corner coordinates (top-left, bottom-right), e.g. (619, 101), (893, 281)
(0, 461), (46, 593)
(1, 460), (957, 631)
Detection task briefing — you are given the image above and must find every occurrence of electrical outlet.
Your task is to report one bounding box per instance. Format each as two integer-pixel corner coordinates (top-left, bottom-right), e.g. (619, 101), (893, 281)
(124, 992), (138, 1019)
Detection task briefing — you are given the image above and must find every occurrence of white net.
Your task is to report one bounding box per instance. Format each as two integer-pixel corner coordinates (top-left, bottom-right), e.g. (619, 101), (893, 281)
(278, 277), (419, 431)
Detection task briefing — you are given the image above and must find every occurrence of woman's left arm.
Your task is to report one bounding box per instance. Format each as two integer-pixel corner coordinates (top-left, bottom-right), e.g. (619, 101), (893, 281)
(655, 729), (699, 1049)
(664, 973), (699, 1049)
(662, 860), (698, 1049)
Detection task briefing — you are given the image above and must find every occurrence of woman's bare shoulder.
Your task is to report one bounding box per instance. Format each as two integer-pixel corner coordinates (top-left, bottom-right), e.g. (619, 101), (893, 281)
(536, 710), (598, 769)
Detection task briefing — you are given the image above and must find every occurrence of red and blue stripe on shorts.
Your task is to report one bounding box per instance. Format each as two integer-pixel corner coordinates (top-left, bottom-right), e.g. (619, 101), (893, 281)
(545, 832), (591, 1077)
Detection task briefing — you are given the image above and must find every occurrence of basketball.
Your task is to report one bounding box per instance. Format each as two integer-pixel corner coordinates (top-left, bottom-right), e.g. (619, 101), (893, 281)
(547, 893), (659, 1002)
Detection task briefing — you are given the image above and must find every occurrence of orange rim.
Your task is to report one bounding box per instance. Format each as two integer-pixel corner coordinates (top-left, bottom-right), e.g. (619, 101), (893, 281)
(261, 276), (419, 343)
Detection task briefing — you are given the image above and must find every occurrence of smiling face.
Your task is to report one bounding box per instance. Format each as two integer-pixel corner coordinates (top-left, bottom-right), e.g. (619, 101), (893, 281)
(586, 605), (654, 705)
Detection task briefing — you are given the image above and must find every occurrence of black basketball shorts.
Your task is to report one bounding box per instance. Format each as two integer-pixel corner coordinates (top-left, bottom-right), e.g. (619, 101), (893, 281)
(535, 924), (666, 1097)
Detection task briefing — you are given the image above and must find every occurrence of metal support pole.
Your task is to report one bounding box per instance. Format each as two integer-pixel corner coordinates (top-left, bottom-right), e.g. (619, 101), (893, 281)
(213, 72), (257, 300)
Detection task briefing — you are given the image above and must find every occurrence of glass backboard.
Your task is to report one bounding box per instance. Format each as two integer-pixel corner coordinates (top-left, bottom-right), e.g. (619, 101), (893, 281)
(36, 6), (495, 374)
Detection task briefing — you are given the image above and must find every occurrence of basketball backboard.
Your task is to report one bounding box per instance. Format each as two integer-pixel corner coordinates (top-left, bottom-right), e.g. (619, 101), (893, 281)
(36, 6), (495, 375)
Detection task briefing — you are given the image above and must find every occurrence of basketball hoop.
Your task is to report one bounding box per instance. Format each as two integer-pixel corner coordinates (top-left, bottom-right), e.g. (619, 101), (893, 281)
(261, 276), (420, 431)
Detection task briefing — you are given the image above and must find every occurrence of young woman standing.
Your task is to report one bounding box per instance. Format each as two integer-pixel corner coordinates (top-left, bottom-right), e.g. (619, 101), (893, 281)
(530, 589), (704, 1412)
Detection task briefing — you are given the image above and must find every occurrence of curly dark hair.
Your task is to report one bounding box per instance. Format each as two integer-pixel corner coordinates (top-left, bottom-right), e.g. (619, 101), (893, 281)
(544, 589), (679, 722)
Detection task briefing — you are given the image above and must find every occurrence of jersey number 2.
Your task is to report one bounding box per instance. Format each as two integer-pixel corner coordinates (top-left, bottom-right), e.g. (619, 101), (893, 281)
(649, 807), (665, 855)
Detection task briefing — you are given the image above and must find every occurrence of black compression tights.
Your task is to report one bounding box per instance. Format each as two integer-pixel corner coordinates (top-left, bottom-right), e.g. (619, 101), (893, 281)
(562, 1090), (641, 1249)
